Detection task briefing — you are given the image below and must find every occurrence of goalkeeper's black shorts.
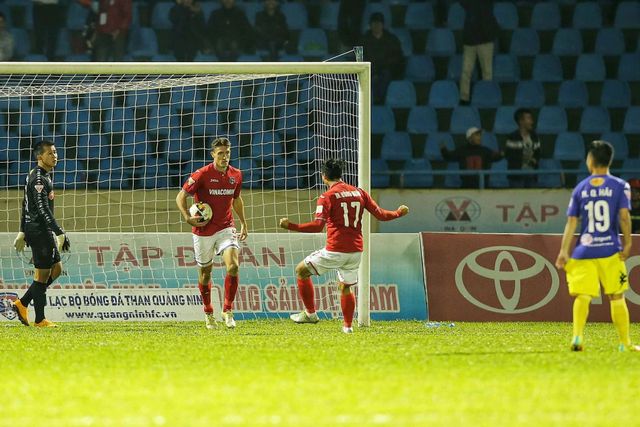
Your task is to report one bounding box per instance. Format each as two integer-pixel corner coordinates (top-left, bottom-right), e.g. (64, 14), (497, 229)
(25, 229), (61, 269)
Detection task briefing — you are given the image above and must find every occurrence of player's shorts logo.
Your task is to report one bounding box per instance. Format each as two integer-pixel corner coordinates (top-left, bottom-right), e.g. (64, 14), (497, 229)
(455, 246), (559, 314)
(0, 292), (19, 320)
(435, 197), (481, 222)
(580, 233), (594, 246)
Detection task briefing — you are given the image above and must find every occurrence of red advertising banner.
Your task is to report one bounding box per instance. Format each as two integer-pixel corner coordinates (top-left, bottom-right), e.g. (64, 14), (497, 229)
(422, 233), (640, 321)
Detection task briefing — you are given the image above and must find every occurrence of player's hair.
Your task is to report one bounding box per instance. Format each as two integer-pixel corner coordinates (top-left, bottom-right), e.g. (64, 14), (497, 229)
(322, 159), (344, 180)
(513, 108), (532, 125)
(33, 139), (54, 159)
(588, 140), (614, 167)
(211, 137), (231, 151)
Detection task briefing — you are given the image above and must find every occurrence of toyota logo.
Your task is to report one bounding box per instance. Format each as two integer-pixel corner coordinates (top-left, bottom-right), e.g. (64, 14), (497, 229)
(455, 246), (560, 314)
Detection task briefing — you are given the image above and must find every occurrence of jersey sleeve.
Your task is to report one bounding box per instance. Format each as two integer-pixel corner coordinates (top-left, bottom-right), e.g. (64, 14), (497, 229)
(361, 189), (401, 221)
(314, 194), (330, 222)
(233, 171), (242, 199)
(621, 181), (632, 210)
(31, 176), (63, 235)
(566, 187), (580, 217)
(182, 169), (202, 195)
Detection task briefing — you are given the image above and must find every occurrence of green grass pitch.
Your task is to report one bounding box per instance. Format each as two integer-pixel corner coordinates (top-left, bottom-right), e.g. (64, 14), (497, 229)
(2, 320), (640, 426)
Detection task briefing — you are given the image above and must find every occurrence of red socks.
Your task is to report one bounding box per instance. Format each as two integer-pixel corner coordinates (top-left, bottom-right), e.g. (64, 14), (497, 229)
(224, 274), (239, 312)
(198, 282), (213, 313)
(297, 277), (316, 313)
(341, 292), (356, 327)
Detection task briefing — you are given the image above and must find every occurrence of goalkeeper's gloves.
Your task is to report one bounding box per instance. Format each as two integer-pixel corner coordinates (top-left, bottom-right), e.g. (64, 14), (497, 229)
(14, 232), (26, 252)
(55, 233), (71, 253)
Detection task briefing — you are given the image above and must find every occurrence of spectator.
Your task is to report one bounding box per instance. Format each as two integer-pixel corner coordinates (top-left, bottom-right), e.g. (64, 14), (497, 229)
(33, 0), (62, 60)
(440, 127), (503, 189)
(170, 0), (206, 62)
(0, 12), (14, 61)
(255, 0), (289, 61)
(504, 108), (541, 188)
(629, 179), (640, 233)
(337, 0), (366, 50)
(459, 0), (498, 104)
(361, 13), (405, 105)
(207, 0), (253, 62)
(93, 0), (132, 61)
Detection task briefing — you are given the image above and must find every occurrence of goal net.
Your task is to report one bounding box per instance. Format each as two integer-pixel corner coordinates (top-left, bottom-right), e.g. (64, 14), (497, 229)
(0, 62), (372, 325)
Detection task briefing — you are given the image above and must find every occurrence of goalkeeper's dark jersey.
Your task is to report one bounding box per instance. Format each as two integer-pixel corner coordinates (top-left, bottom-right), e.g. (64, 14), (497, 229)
(20, 166), (63, 236)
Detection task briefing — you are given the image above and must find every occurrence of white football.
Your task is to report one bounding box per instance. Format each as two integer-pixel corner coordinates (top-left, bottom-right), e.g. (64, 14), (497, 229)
(189, 202), (213, 222)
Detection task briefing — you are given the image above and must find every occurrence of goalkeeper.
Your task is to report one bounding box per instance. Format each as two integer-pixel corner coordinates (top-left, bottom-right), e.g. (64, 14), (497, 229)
(11, 140), (70, 328)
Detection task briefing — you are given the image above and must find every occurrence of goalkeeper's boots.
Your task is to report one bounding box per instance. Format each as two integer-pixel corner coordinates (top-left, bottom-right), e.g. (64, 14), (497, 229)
(618, 343), (640, 352)
(34, 319), (58, 328)
(342, 326), (353, 334)
(204, 312), (217, 329)
(221, 311), (236, 328)
(570, 336), (584, 352)
(11, 300), (29, 326)
(290, 310), (319, 324)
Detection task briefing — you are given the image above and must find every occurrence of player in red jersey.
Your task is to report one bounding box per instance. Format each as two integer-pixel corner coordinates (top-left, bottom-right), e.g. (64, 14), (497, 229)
(176, 137), (248, 329)
(279, 159), (409, 333)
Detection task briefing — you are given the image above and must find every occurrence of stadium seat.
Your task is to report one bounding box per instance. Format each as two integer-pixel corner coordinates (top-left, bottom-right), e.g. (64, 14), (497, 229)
(200, 2), (218, 20)
(595, 28), (625, 56)
(362, 3), (391, 31)
(63, 109), (91, 136)
(514, 81), (545, 108)
(142, 158), (170, 189)
(121, 132), (149, 162)
(150, 54), (176, 62)
(482, 132), (499, 152)
(242, 3), (261, 26)
(552, 29), (583, 56)
(147, 105), (179, 135)
(371, 106), (396, 134)
(446, 55), (477, 81)
(406, 55), (435, 82)
(601, 132), (629, 159)
(282, 2), (308, 31)
(256, 80), (287, 108)
(623, 107), (640, 134)
(493, 54), (520, 82)
(23, 54), (48, 61)
(450, 106), (481, 134)
(428, 80), (459, 108)
(617, 54), (640, 81)
(403, 159), (434, 188)
(194, 53), (219, 62)
(191, 106), (219, 136)
(573, 2), (602, 29)
(372, 159), (390, 188)
(575, 54), (605, 81)
(104, 107), (135, 134)
(531, 2), (561, 30)
(554, 132), (585, 161)
(494, 2), (518, 30)
(579, 107), (611, 134)
(615, 1), (640, 29)
(488, 160), (509, 188)
(297, 29), (328, 58)
(537, 106), (568, 134)
(43, 96), (68, 112)
(10, 29), (29, 59)
(404, 3), (435, 30)
(446, 2), (465, 30)
(166, 137), (193, 163)
(19, 108), (50, 137)
(126, 89), (160, 109)
(537, 159), (563, 188)
(128, 28), (159, 58)
(510, 28), (540, 56)
(424, 132), (454, 161)
(444, 163), (461, 188)
(600, 80), (631, 108)
(493, 106), (517, 134)
(471, 81), (502, 108)
(151, 1), (173, 30)
(557, 80), (588, 107)
(215, 81), (243, 110)
(532, 54), (563, 82)
(385, 80), (416, 108)
(381, 132), (412, 162)
(76, 134), (105, 160)
(319, 2), (339, 30)
(66, 1), (89, 30)
(426, 29), (455, 57)
(621, 158), (640, 181)
(407, 106), (437, 135)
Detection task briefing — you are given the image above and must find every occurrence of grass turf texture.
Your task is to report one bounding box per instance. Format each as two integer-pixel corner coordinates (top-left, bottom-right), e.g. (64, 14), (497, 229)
(2, 321), (640, 426)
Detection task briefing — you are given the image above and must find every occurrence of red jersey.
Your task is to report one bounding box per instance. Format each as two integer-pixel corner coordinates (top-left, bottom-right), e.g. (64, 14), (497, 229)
(182, 163), (242, 236)
(288, 181), (402, 253)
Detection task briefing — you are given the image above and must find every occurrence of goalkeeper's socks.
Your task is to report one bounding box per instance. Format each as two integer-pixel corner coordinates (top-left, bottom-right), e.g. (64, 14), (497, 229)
(198, 282), (213, 314)
(31, 281), (48, 323)
(297, 277), (316, 314)
(572, 294), (591, 340)
(20, 276), (52, 307)
(223, 274), (239, 312)
(341, 293), (356, 328)
(610, 298), (631, 347)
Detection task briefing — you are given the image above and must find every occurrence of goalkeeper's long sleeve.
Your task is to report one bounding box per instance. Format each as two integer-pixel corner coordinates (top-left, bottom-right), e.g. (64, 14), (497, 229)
(287, 219), (325, 233)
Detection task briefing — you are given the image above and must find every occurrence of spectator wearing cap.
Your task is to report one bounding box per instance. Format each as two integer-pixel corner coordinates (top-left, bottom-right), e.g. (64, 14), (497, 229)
(459, 0), (498, 104)
(504, 108), (541, 188)
(440, 127), (503, 189)
(170, 0), (206, 61)
(360, 12), (405, 105)
(0, 12), (14, 61)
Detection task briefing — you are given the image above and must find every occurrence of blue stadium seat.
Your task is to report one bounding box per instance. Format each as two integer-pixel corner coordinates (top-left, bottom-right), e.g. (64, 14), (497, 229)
(557, 80), (588, 107)
(104, 107), (135, 134)
(319, 2), (339, 30)
(276, 106), (306, 136)
(403, 159), (434, 188)
(66, 53), (91, 62)
(471, 81), (502, 108)
(615, 2), (640, 29)
(147, 106), (179, 135)
(621, 159), (640, 181)
(446, 55), (478, 81)
(494, 2), (518, 30)
(381, 132), (412, 161)
(127, 89), (160, 108)
(282, 2), (309, 31)
(510, 28), (540, 56)
(191, 106), (219, 136)
(151, 54), (177, 62)
(63, 109), (91, 136)
(371, 106), (396, 134)
(493, 54), (520, 82)
(10, 29), (29, 59)
(450, 106), (481, 134)
(623, 107), (640, 134)
(488, 159), (509, 188)
(171, 86), (203, 109)
(444, 163), (461, 188)
(215, 81), (243, 110)
(194, 53), (219, 62)
(601, 132), (629, 159)
(575, 54), (605, 81)
(532, 54), (563, 82)
(537, 159), (563, 188)
(242, 3), (261, 26)
(482, 131), (499, 152)
(407, 106), (437, 135)
(537, 106), (568, 134)
(573, 2), (602, 29)
(385, 80), (416, 108)
(617, 54), (640, 81)
(23, 54), (48, 61)
(297, 29), (328, 58)
(601, 80), (631, 108)
(404, 3), (434, 30)
(531, 2), (561, 30)
(151, 2), (173, 30)
(66, 1), (89, 30)
(514, 81), (545, 108)
(446, 2), (465, 30)
(406, 55), (435, 82)
(200, 2), (218, 21)
(493, 106), (517, 134)
(54, 29), (72, 58)
(97, 158), (130, 190)
(552, 29), (583, 56)
(142, 158), (170, 189)
(362, 3), (391, 32)
(426, 28), (455, 57)
(121, 132), (149, 162)
(76, 134), (105, 160)
(424, 133), (454, 161)
(428, 80), (459, 108)
(372, 159), (390, 188)
(272, 158), (301, 189)
(391, 28), (413, 57)
(19, 108), (50, 136)
(595, 28), (625, 56)
(129, 28), (159, 58)
(580, 107), (611, 134)
(554, 132), (585, 161)
(251, 133), (283, 160)
(257, 80), (287, 108)
(166, 137), (193, 163)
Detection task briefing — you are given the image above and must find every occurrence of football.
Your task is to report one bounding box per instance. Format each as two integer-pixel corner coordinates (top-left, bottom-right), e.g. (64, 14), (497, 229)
(189, 202), (213, 222)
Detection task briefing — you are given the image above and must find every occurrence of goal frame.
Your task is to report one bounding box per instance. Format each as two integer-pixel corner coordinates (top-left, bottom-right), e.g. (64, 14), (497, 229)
(0, 61), (372, 326)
